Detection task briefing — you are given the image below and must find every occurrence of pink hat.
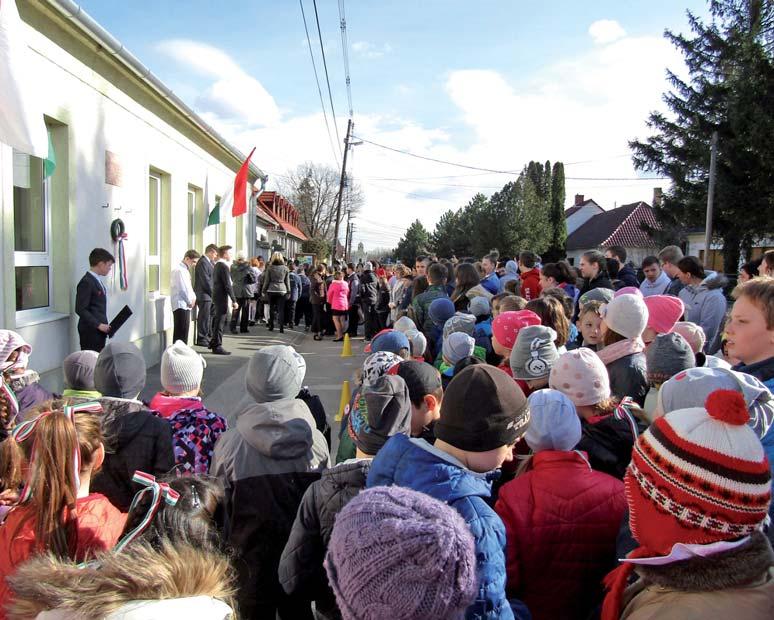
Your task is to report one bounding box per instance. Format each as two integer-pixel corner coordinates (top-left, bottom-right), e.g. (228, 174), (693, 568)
(549, 349), (611, 407)
(492, 310), (541, 350)
(643, 295), (684, 334)
(672, 321), (705, 354)
(614, 287), (643, 298)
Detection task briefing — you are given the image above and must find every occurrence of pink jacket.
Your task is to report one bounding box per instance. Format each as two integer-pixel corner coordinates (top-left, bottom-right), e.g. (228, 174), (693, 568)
(327, 280), (349, 311)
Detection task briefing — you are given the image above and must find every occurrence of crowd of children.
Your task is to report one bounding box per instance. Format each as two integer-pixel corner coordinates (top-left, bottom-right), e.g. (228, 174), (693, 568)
(0, 247), (772, 619)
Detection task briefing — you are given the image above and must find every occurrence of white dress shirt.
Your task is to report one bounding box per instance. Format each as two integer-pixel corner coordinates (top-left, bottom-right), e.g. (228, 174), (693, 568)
(170, 262), (196, 310)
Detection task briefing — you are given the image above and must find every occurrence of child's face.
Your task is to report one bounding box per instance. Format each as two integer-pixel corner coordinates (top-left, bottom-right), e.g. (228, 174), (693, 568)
(726, 295), (774, 365)
(410, 394), (441, 436)
(641, 326), (657, 345)
(579, 312), (602, 345)
(491, 335), (510, 358)
(466, 444), (515, 473)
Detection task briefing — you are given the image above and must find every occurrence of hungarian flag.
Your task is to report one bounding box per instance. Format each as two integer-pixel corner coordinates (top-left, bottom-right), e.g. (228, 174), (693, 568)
(207, 147), (256, 226)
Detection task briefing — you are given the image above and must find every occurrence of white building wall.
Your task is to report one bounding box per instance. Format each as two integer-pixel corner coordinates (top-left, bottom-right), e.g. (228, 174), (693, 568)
(0, 17), (252, 389)
(566, 203), (603, 236)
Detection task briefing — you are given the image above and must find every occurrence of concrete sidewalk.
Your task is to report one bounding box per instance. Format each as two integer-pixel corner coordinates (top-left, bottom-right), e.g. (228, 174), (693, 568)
(141, 326), (367, 455)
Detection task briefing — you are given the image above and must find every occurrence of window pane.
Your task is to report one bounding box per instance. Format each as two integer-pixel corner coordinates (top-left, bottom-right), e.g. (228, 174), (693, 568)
(13, 154), (45, 252)
(147, 264), (160, 293)
(188, 191), (196, 247)
(149, 175), (159, 255)
(15, 266), (49, 310)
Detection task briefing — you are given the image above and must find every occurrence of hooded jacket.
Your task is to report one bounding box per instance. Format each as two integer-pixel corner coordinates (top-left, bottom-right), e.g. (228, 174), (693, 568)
(261, 264), (290, 296)
(495, 451), (626, 620)
(519, 268), (542, 301)
(367, 434), (519, 620)
(577, 404), (644, 480)
(230, 260), (254, 299)
(499, 261), (520, 293)
(678, 273), (728, 353)
(358, 269), (379, 306)
(279, 459), (371, 611)
(211, 399), (329, 618)
(619, 532), (774, 620)
(7, 541), (235, 620)
(148, 394), (227, 475)
(90, 398), (175, 512)
(0, 494), (126, 616)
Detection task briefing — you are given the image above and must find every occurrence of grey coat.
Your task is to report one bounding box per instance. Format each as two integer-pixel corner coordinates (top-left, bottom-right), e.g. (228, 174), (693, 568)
(230, 260), (254, 299)
(261, 264), (290, 295)
(679, 274), (728, 353)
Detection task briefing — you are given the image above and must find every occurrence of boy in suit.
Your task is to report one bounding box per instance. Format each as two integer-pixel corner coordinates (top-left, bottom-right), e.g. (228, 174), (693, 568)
(75, 248), (115, 352)
(210, 245), (237, 355)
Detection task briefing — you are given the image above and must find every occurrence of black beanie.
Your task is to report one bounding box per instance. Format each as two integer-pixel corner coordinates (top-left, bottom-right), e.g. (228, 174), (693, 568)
(435, 365), (529, 452)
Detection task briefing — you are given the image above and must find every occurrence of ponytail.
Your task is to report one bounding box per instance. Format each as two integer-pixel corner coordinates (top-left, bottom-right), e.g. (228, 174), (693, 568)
(12, 401), (103, 558)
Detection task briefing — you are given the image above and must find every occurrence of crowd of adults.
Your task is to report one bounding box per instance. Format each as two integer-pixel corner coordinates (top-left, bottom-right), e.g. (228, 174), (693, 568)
(0, 244), (772, 619)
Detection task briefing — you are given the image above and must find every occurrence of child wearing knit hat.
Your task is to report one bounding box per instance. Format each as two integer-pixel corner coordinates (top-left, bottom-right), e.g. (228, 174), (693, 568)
(597, 294), (650, 407)
(427, 297), (456, 359)
(279, 376), (412, 616)
(549, 349), (644, 479)
(369, 365), (533, 620)
(601, 390), (772, 620)
(642, 332), (696, 420)
(491, 310), (542, 377)
(324, 486), (478, 620)
(404, 328), (428, 362)
(439, 332), (477, 389)
(61, 350), (101, 400)
(149, 341), (227, 475)
(509, 325), (559, 393)
(495, 389), (626, 620)
(641, 294), (684, 345)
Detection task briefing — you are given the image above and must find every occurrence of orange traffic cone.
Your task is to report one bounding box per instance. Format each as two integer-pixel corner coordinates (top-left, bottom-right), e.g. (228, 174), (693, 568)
(335, 380), (351, 422)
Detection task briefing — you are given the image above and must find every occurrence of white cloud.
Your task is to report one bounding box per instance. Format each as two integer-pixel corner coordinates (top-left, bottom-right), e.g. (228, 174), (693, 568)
(351, 41), (393, 59)
(588, 19), (627, 45)
(156, 39), (280, 127)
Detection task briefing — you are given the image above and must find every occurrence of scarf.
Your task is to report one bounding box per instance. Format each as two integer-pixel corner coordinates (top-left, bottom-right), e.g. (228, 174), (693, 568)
(597, 337), (645, 366)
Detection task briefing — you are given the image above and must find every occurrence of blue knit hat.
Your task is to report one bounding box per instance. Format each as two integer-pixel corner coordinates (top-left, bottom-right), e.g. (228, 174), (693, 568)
(525, 389), (581, 452)
(429, 297), (455, 326)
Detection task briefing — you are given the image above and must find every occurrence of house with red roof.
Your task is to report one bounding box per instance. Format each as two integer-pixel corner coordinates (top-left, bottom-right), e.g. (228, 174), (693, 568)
(257, 191), (308, 259)
(565, 194), (604, 236)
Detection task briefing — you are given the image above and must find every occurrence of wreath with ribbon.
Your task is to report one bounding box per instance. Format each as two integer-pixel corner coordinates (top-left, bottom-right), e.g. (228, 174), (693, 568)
(110, 219), (129, 290)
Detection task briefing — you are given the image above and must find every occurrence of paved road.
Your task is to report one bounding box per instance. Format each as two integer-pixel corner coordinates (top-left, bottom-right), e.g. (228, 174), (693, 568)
(141, 326), (366, 456)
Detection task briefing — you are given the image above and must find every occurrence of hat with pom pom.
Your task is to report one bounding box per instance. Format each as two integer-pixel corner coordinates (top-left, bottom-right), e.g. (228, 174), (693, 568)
(626, 389), (771, 556)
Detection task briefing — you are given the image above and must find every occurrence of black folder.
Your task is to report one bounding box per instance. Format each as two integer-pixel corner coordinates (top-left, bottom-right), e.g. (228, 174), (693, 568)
(109, 305), (133, 336)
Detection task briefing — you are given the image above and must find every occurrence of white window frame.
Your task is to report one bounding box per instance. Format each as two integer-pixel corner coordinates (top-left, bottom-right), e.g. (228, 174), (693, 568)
(13, 150), (53, 324)
(148, 172), (162, 293)
(187, 188), (196, 250)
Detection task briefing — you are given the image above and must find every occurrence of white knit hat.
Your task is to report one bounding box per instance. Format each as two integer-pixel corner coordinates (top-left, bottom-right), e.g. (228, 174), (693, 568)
(601, 294), (649, 340)
(161, 340), (206, 394)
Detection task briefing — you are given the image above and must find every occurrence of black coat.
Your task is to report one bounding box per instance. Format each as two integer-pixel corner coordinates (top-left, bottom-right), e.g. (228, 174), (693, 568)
(615, 263), (639, 289)
(194, 257), (214, 300)
(358, 270), (378, 306)
(75, 273), (108, 330)
(279, 460), (370, 606)
(91, 400), (175, 511)
(606, 352), (649, 408)
(577, 414), (642, 480)
(212, 261), (235, 310)
(580, 271), (614, 296)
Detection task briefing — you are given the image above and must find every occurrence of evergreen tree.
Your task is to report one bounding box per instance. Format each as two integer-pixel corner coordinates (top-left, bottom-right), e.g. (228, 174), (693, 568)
(630, 0), (774, 271)
(544, 161), (567, 262)
(395, 220), (432, 265)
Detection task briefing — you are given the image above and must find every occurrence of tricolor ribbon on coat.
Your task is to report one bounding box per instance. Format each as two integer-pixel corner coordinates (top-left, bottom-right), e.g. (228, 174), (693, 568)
(614, 397), (640, 440)
(114, 471), (180, 552)
(11, 401), (102, 503)
(0, 378), (20, 428)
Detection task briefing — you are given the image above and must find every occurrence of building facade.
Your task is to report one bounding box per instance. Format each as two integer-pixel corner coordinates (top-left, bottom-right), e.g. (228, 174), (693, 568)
(1, 0), (264, 390)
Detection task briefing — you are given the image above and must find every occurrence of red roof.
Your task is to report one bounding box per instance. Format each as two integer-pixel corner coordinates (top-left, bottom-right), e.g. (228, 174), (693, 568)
(566, 202), (659, 251)
(602, 202), (659, 248)
(257, 192), (307, 241)
(273, 210), (307, 241)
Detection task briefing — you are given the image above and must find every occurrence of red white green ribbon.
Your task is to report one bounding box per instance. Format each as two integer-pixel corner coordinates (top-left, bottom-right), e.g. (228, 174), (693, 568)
(1, 379), (20, 427)
(114, 471), (180, 552)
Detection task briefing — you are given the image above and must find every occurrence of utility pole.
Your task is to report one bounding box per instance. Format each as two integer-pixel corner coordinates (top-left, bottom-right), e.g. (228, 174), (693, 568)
(703, 131), (718, 269)
(344, 210), (352, 262)
(333, 118), (353, 262)
(347, 222), (354, 262)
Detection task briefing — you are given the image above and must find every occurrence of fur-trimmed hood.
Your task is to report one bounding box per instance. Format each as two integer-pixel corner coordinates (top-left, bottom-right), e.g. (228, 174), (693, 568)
(7, 542), (235, 620)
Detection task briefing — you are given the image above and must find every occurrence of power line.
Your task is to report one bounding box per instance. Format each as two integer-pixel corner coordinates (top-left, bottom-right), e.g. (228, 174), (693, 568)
(338, 0), (353, 118)
(299, 0), (340, 165)
(312, 0), (343, 153)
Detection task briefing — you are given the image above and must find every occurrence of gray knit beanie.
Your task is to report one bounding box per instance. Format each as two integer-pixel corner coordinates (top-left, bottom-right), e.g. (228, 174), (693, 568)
(94, 342), (147, 399)
(645, 332), (695, 385)
(443, 332), (475, 365)
(325, 486), (477, 620)
(509, 325), (559, 380)
(469, 296), (491, 318)
(63, 350), (99, 391)
(245, 345), (306, 402)
(161, 340), (206, 394)
(443, 312), (476, 339)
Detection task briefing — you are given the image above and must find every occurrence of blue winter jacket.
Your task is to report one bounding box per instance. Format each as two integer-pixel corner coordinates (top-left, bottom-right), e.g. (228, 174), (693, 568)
(288, 272), (302, 302)
(481, 273), (500, 295)
(498, 261), (520, 293)
(367, 434), (529, 620)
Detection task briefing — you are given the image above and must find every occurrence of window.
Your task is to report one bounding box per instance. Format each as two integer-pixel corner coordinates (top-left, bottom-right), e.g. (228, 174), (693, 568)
(148, 172), (161, 292)
(187, 188), (196, 250)
(13, 150), (51, 314)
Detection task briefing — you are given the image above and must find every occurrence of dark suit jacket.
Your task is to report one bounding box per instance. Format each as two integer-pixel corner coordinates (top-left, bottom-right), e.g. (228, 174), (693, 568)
(194, 257), (214, 300)
(212, 261), (236, 310)
(75, 272), (108, 331)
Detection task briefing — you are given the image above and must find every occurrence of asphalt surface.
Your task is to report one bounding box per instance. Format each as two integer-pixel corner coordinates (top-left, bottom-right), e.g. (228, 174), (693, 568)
(141, 324), (367, 456)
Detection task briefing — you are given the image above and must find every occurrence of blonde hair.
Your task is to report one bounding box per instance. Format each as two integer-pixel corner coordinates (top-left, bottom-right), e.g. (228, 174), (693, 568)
(732, 276), (774, 330)
(270, 251), (285, 266)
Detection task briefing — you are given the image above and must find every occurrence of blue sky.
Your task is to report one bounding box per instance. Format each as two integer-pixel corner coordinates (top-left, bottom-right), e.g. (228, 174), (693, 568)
(77, 0), (708, 249)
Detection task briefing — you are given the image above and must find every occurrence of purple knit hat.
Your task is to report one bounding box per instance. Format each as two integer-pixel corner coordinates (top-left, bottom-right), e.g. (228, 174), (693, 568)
(325, 486), (477, 620)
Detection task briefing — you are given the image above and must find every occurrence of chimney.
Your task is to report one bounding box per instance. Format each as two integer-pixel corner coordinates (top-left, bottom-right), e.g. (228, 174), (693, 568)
(574, 194), (584, 206)
(653, 187), (663, 208)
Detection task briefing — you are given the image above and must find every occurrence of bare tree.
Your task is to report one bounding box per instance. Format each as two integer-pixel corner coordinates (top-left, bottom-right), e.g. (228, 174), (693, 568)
(278, 162), (363, 241)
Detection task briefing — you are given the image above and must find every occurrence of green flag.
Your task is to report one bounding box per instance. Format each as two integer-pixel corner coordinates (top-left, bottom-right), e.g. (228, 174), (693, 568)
(44, 132), (56, 178)
(206, 197), (220, 227)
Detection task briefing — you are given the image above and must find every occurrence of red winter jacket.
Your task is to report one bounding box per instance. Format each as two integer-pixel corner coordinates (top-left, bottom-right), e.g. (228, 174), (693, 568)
(0, 494), (125, 617)
(495, 451), (626, 620)
(520, 268), (542, 301)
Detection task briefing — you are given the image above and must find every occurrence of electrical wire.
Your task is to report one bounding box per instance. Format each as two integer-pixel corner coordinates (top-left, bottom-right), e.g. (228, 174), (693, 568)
(338, 0), (353, 118)
(299, 0), (340, 166)
(312, 0), (343, 153)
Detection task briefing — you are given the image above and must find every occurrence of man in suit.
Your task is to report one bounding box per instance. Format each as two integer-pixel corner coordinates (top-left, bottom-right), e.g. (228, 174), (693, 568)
(194, 244), (218, 347)
(210, 245), (238, 355)
(75, 248), (115, 352)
